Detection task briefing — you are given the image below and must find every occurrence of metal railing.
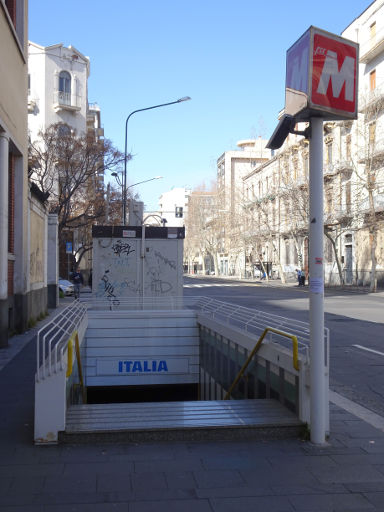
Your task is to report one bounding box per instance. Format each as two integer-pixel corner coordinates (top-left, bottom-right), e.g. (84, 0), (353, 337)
(193, 296), (330, 368)
(224, 327), (299, 400)
(82, 295), (328, 366)
(36, 300), (87, 382)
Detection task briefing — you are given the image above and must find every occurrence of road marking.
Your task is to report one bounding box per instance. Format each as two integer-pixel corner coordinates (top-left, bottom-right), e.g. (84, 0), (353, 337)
(353, 344), (384, 357)
(184, 283), (249, 288)
(329, 390), (384, 432)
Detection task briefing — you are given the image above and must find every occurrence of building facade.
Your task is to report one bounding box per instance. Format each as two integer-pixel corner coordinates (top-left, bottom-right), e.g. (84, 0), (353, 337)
(0, 0), (29, 346)
(28, 41), (90, 139)
(216, 139), (270, 276)
(158, 187), (192, 228)
(186, 1), (384, 288)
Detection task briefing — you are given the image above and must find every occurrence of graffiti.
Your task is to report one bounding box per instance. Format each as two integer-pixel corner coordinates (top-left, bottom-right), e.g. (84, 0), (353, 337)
(154, 250), (176, 270)
(146, 265), (173, 295)
(112, 240), (135, 257)
(124, 280), (141, 294)
(99, 270), (120, 305)
(30, 247), (44, 283)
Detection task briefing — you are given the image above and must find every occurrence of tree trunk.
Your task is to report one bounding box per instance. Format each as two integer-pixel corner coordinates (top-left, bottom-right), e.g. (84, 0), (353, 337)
(370, 230), (377, 292)
(368, 189), (377, 292)
(324, 230), (344, 285)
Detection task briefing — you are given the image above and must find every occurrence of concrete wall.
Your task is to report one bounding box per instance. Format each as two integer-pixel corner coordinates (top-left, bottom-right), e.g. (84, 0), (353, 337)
(27, 191), (48, 322)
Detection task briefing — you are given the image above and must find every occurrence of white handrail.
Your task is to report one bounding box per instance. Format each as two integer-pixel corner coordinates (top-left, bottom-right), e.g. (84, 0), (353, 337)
(36, 300), (88, 382)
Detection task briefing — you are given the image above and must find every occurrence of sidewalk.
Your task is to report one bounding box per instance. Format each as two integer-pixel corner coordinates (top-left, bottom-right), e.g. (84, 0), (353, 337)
(1, 301), (384, 510)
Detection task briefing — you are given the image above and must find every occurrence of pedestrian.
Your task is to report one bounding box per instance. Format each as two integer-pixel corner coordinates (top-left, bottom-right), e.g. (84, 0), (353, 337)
(296, 268), (301, 286)
(300, 270), (306, 286)
(72, 267), (83, 299)
(88, 270), (93, 288)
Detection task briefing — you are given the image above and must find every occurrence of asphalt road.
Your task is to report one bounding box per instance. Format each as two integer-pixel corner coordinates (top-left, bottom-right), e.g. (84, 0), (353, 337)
(184, 275), (384, 418)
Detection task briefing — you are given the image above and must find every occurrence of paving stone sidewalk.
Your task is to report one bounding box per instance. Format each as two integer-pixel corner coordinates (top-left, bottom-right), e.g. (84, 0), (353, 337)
(1, 304), (384, 511)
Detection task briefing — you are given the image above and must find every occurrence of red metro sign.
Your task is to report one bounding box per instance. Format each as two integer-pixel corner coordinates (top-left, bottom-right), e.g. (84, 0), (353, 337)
(285, 27), (359, 120)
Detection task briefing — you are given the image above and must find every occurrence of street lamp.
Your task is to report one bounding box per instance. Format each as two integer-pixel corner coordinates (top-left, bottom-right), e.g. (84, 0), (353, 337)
(111, 174), (163, 223)
(122, 96), (191, 225)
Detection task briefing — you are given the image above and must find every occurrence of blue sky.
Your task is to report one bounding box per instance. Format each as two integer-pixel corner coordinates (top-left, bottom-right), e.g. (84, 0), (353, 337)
(29, 0), (371, 210)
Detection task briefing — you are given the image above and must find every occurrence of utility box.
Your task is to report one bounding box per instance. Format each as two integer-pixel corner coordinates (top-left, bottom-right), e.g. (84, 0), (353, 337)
(92, 225), (184, 300)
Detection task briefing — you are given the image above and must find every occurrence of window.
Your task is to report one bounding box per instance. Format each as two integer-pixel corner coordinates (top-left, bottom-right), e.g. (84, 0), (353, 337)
(369, 122), (376, 146)
(345, 181), (351, 213)
(28, 74), (31, 96)
(346, 135), (351, 161)
(59, 71), (71, 105)
(175, 206), (183, 218)
(5, 0), (16, 27)
(370, 70), (376, 91)
(327, 143), (333, 165)
(370, 22), (376, 46)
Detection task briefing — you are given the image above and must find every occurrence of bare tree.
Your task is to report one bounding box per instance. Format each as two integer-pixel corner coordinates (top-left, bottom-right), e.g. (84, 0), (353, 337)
(353, 89), (384, 291)
(29, 122), (124, 245)
(184, 185), (218, 275)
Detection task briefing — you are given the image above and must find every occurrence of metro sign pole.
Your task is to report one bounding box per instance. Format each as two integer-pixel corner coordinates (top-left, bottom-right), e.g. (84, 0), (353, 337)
(267, 27), (358, 445)
(308, 30), (358, 445)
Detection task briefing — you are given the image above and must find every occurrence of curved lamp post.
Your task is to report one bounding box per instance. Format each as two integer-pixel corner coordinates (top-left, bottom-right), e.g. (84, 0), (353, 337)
(122, 96), (191, 225)
(111, 174), (163, 223)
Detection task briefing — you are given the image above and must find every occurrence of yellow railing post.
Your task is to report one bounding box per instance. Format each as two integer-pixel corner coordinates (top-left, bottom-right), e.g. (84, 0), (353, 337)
(66, 330), (87, 403)
(224, 327), (299, 400)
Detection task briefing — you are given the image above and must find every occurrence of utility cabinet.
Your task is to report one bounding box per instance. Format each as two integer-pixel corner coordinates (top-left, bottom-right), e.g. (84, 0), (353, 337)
(92, 225), (184, 300)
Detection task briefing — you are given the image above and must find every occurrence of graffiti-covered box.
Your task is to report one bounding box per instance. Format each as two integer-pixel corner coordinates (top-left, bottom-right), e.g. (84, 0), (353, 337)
(92, 226), (184, 300)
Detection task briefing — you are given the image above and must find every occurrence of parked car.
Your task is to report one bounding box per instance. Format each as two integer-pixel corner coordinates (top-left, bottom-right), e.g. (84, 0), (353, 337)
(59, 278), (74, 296)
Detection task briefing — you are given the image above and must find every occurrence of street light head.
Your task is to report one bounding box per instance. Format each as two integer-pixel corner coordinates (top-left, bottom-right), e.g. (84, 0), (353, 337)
(155, 176), (163, 179)
(111, 172), (118, 177)
(177, 96), (191, 102)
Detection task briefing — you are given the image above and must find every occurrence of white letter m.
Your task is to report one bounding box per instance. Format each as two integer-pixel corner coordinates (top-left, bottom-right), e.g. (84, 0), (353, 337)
(317, 50), (355, 101)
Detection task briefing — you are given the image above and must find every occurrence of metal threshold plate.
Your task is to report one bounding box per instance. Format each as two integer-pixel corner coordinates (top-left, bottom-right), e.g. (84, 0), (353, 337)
(66, 399), (301, 433)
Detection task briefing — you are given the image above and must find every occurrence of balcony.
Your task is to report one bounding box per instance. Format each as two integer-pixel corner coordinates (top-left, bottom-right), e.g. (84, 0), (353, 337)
(53, 91), (81, 112)
(324, 207), (353, 225)
(359, 84), (384, 114)
(360, 33), (384, 63)
(360, 193), (384, 214)
(334, 160), (354, 178)
(358, 138), (384, 163)
(323, 164), (337, 179)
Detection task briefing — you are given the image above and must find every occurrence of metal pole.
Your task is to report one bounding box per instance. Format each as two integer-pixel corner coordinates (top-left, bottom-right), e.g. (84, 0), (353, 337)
(122, 97), (190, 226)
(309, 116), (326, 445)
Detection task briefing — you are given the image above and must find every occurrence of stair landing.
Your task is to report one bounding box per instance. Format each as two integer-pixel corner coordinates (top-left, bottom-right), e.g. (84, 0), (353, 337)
(61, 399), (303, 443)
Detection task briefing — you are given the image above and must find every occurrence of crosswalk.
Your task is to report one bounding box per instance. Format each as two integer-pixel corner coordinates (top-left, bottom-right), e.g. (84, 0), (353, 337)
(184, 282), (253, 288)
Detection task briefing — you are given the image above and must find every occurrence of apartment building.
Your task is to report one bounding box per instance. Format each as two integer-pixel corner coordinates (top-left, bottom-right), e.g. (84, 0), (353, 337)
(216, 139), (270, 276)
(28, 42), (105, 281)
(28, 41), (90, 139)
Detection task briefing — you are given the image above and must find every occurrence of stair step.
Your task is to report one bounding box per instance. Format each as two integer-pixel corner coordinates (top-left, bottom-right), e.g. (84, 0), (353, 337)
(61, 399), (303, 443)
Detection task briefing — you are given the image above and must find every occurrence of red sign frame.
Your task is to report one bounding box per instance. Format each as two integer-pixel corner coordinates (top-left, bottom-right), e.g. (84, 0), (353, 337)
(285, 27), (359, 121)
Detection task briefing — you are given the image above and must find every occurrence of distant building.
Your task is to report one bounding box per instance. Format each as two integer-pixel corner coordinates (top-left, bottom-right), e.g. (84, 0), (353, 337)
(0, 0), (29, 346)
(28, 42), (104, 282)
(158, 187), (192, 227)
(28, 41), (90, 139)
(216, 139), (271, 276)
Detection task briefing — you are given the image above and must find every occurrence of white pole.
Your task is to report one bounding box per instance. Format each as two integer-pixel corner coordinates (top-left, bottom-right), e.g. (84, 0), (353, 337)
(309, 117), (326, 444)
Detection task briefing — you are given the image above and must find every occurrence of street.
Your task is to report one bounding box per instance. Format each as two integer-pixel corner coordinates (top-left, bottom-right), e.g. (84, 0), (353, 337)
(184, 275), (384, 418)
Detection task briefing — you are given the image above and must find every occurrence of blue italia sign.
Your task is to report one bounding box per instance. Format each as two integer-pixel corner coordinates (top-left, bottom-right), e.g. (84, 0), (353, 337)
(96, 358), (189, 376)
